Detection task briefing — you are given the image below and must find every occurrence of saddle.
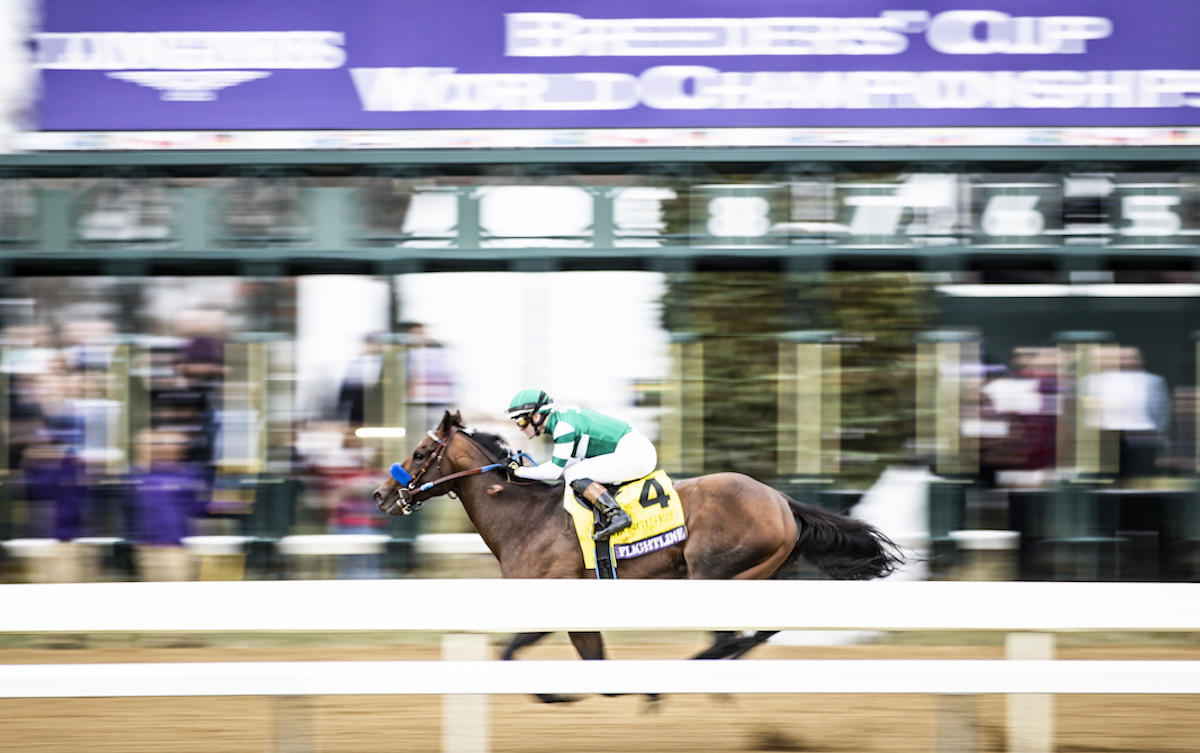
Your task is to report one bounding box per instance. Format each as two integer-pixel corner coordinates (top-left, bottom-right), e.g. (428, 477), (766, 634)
(563, 469), (687, 579)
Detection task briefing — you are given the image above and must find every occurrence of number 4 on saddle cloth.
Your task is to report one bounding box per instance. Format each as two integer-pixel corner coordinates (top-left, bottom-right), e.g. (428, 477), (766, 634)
(563, 469), (687, 579)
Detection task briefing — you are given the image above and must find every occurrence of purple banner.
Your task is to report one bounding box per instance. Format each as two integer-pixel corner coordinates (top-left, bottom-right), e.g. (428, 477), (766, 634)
(33, 0), (1200, 131)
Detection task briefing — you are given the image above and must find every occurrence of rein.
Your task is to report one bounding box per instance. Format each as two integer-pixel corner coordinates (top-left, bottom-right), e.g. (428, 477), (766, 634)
(389, 427), (503, 510)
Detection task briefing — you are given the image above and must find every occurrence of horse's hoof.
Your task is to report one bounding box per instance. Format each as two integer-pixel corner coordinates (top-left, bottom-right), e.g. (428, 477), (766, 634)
(535, 693), (583, 704)
(602, 693), (663, 710)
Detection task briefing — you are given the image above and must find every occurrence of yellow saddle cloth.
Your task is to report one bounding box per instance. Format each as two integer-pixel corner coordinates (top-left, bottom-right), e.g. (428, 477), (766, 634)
(564, 469), (687, 570)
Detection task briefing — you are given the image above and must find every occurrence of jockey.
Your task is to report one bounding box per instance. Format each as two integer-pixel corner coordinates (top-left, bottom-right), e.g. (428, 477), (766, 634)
(506, 388), (656, 540)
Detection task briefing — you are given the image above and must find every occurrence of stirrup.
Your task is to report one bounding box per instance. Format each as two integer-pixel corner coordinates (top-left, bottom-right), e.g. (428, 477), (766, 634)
(592, 509), (631, 541)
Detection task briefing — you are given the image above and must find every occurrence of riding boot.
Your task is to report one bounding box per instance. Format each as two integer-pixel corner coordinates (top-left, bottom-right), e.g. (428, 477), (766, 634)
(570, 478), (632, 541)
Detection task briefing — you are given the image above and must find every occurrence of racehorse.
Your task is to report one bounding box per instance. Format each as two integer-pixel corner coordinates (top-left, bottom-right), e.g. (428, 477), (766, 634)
(373, 411), (906, 700)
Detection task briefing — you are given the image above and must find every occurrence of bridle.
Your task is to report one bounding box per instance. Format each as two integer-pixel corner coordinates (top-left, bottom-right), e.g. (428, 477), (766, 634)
(383, 426), (504, 515)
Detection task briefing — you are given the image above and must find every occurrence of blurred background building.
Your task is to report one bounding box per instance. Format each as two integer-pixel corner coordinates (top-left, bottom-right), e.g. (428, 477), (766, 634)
(3, 0), (1200, 583)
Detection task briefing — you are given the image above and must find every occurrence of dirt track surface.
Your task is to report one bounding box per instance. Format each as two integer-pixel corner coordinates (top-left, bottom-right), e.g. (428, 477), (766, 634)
(2, 639), (1198, 753)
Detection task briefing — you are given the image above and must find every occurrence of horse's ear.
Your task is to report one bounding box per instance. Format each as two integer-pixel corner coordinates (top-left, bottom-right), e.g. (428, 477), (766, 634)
(439, 410), (463, 430)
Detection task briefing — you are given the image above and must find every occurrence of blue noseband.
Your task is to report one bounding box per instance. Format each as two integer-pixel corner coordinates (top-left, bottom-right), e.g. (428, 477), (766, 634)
(390, 462), (413, 485)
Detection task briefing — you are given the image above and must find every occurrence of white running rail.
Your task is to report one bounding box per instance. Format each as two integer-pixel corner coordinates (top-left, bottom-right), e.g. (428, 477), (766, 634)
(2, 579), (1199, 753)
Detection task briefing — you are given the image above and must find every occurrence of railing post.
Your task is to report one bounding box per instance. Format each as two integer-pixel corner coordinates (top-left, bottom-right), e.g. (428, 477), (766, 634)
(443, 633), (490, 753)
(934, 693), (977, 753)
(1006, 632), (1055, 753)
(273, 695), (315, 753)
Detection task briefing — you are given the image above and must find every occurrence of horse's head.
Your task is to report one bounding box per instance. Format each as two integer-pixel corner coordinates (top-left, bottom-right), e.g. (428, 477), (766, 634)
(373, 410), (508, 516)
(373, 410), (463, 516)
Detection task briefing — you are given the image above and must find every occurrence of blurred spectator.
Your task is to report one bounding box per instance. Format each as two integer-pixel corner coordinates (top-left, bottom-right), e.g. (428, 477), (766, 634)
(60, 319), (138, 579)
(60, 320), (125, 476)
(336, 322), (455, 432)
(399, 321), (455, 430)
(1160, 387), (1198, 474)
(176, 310), (226, 389)
(16, 344), (106, 582)
(128, 428), (210, 581)
(23, 415), (85, 535)
(337, 333), (382, 428)
(311, 429), (386, 578)
(62, 319), (116, 374)
(6, 371), (43, 472)
(3, 326), (56, 453)
(2, 324), (55, 376)
(979, 347), (1059, 483)
(150, 341), (207, 439)
(1083, 346), (1171, 482)
(17, 416), (87, 582)
(174, 309), (227, 469)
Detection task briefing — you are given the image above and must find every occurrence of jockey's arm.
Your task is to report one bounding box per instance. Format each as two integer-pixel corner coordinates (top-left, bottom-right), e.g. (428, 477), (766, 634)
(514, 460), (565, 482)
(513, 425), (575, 482)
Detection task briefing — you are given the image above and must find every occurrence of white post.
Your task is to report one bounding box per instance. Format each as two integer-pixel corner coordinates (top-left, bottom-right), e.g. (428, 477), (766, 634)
(274, 695), (315, 753)
(442, 633), (491, 753)
(1006, 632), (1055, 753)
(934, 694), (977, 753)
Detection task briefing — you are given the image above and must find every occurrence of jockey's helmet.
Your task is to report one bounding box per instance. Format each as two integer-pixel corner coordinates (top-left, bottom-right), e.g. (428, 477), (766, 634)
(507, 389), (553, 421)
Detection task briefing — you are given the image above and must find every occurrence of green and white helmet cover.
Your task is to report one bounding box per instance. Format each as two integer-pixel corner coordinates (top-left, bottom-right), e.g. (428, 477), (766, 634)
(507, 388), (553, 419)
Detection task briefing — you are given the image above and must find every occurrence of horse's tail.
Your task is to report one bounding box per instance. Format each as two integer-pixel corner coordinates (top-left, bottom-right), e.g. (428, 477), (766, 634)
(784, 494), (906, 580)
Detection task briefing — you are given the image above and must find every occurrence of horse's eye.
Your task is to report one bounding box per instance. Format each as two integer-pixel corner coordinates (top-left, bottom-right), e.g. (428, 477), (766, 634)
(413, 451), (426, 461)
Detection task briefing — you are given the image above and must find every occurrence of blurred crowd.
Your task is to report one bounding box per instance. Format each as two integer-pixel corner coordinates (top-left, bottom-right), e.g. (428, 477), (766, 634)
(2, 304), (1197, 584)
(973, 343), (1181, 488)
(0, 312), (456, 584)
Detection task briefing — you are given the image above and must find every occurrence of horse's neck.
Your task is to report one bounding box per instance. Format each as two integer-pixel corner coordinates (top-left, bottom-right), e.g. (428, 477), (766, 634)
(454, 475), (563, 559)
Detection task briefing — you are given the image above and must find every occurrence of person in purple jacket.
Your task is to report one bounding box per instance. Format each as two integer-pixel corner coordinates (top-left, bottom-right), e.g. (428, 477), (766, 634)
(18, 416), (88, 581)
(21, 416), (86, 543)
(128, 429), (210, 581)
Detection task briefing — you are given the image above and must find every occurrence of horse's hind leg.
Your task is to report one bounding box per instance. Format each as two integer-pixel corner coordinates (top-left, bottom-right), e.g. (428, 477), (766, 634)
(691, 631), (741, 660)
(727, 630), (778, 659)
(691, 630), (778, 660)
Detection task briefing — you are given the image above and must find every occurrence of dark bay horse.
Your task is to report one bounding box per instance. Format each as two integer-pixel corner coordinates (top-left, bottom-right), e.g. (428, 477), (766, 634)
(373, 411), (905, 696)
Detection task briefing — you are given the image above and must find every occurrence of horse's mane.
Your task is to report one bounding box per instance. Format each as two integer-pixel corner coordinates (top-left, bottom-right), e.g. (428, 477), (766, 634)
(463, 426), (512, 461)
(442, 411), (514, 462)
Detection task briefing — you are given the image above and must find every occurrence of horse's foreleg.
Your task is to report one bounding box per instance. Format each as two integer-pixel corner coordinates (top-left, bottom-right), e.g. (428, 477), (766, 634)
(503, 632), (583, 704)
(570, 631), (660, 707)
(567, 631), (606, 660)
(500, 631), (550, 661)
(691, 631), (742, 660)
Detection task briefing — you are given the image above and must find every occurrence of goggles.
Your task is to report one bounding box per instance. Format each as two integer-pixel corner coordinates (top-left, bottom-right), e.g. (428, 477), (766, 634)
(514, 413), (534, 428)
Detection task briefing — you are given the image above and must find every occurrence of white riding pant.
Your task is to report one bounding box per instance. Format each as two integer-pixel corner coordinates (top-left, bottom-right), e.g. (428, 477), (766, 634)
(562, 431), (657, 486)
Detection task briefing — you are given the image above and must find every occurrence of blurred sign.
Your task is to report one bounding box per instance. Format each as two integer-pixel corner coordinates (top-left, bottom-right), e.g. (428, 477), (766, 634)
(836, 174), (961, 247)
(15, 169), (1200, 251)
(691, 184), (788, 247)
(971, 180), (1063, 248)
(31, 0), (1200, 132)
(1111, 181), (1200, 247)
